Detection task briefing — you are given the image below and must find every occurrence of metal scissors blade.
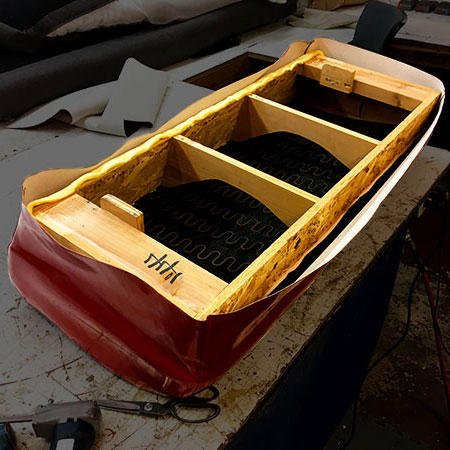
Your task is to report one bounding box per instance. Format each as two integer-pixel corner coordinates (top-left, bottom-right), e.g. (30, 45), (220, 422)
(96, 399), (169, 417)
(96, 400), (143, 415)
(0, 413), (34, 424)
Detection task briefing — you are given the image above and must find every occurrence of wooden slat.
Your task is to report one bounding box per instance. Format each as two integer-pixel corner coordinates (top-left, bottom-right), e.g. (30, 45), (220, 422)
(163, 135), (319, 226)
(299, 55), (436, 111)
(36, 194), (227, 317)
(199, 90), (441, 318)
(232, 94), (379, 169)
(100, 194), (144, 232)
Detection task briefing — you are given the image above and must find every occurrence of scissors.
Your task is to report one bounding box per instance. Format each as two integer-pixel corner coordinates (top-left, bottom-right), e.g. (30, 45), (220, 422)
(97, 386), (220, 424)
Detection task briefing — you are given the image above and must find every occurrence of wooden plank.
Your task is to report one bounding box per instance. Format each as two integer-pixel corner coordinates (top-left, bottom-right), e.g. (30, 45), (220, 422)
(100, 194), (144, 232)
(232, 94), (379, 169)
(35, 194), (227, 317)
(199, 90), (441, 318)
(299, 54), (436, 111)
(163, 135), (319, 226)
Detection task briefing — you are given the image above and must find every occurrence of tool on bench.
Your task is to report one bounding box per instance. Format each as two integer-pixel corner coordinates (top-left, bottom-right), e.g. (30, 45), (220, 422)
(0, 400), (101, 450)
(0, 387), (220, 449)
(97, 386), (221, 423)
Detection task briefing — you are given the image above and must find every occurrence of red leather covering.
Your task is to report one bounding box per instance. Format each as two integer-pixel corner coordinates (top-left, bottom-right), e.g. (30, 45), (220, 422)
(8, 205), (321, 397)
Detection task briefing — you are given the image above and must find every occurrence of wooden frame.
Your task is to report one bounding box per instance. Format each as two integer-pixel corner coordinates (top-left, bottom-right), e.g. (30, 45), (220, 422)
(33, 51), (441, 319)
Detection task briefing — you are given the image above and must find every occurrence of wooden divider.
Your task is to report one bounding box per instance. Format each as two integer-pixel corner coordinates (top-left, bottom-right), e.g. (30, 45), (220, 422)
(163, 135), (319, 226)
(300, 54), (436, 111)
(232, 94), (379, 169)
(35, 194), (227, 317)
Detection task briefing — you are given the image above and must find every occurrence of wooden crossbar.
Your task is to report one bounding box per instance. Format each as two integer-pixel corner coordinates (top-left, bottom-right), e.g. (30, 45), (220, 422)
(163, 135), (318, 226)
(300, 55), (435, 111)
(233, 94), (379, 169)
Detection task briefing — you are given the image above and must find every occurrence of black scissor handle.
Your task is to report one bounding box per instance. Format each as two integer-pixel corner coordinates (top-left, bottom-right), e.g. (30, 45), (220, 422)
(170, 402), (221, 424)
(188, 386), (220, 403)
(168, 386), (220, 423)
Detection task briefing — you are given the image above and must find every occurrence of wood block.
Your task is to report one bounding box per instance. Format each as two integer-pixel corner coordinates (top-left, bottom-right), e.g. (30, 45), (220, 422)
(320, 63), (355, 94)
(300, 54), (437, 111)
(100, 194), (145, 232)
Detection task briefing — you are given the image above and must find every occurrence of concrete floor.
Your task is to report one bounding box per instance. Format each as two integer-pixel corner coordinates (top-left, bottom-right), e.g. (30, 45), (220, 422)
(326, 190), (450, 450)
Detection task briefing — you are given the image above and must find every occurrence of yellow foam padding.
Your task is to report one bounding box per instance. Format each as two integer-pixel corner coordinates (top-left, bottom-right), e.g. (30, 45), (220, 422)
(28, 50), (324, 215)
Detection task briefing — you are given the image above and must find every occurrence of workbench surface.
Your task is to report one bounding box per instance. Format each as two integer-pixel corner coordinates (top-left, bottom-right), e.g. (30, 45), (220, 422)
(1, 25), (449, 450)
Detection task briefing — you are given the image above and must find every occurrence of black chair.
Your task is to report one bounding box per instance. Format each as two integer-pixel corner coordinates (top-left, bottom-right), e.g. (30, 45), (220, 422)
(351, 1), (407, 54)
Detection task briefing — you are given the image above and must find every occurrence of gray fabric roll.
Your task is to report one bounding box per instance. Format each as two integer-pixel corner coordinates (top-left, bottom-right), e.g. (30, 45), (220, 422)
(0, 0), (296, 120)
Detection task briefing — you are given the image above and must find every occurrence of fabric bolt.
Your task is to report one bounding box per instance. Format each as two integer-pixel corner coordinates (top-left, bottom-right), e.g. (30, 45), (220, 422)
(0, 0), (296, 120)
(49, 0), (244, 36)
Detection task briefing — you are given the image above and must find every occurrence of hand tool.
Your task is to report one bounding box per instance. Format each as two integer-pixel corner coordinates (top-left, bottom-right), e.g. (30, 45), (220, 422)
(97, 386), (221, 423)
(0, 401), (101, 450)
(0, 386), (220, 449)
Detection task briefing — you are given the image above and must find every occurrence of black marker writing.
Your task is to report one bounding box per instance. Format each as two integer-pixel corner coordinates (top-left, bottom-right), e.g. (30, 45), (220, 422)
(144, 253), (183, 284)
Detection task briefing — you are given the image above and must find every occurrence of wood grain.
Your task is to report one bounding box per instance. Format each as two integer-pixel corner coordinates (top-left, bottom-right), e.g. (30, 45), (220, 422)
(36, 194), (228, 316)
(300, 54), (436, 111)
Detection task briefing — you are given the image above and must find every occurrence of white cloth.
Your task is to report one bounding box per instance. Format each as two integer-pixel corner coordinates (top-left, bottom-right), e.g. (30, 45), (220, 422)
(8, 58), (212, 137)
(49, 0), (243, 36)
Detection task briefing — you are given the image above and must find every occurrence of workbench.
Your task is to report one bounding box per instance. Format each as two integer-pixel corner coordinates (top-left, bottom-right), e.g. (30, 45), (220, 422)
(1, 22), (449, 450)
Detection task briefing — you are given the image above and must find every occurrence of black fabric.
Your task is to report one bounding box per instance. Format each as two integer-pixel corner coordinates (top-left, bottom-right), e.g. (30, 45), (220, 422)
(135, 132), (348, 283)
(0, 0), (296, 120)
(288, 99), (397, 141)
(136, 180), (288, 283)
(216, 132), (349, 197)
(0, 0), (113, 55)
(0, 0), (112, 32)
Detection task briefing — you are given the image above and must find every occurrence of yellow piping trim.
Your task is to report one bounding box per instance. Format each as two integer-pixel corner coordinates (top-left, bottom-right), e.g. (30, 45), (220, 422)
(28, 50), (323, 214)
